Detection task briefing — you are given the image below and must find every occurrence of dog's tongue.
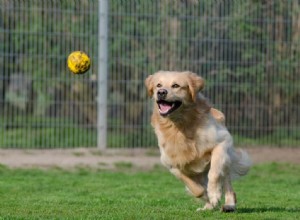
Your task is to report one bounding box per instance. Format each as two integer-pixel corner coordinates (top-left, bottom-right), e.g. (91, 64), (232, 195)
(159, 102), (172, 113)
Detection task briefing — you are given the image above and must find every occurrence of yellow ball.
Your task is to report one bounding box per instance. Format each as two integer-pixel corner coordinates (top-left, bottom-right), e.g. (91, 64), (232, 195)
(67, 51), (91, 74)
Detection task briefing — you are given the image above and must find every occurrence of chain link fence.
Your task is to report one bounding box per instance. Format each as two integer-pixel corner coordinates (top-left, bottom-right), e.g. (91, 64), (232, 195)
(0, 0), (300, 148)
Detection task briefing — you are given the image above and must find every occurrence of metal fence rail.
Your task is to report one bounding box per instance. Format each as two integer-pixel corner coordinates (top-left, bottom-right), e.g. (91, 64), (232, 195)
(0, 0), (299, 148)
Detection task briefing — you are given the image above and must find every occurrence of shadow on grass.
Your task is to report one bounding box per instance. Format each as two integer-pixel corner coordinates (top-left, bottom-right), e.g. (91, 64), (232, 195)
(238, 207), (300, 213)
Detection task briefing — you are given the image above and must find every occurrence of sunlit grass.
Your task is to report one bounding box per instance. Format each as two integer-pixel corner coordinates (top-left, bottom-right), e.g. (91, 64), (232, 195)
(0, 163), (299, 219)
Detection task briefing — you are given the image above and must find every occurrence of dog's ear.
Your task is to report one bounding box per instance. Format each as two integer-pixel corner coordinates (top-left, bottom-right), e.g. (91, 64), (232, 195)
(187, 72), (205, 102)
(145, 75), (154, 97)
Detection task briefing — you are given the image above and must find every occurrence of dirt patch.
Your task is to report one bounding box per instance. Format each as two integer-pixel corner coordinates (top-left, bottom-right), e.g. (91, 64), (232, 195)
(0, 147), (299, 170)
(245, 147), (300, 165)
(0, 148), (160, 170)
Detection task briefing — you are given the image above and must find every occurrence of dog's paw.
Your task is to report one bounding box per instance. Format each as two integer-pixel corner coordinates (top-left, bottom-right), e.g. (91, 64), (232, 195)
(208, 192), (221, 207)
(196, 203), (214, 212)
(221, 205), (236, 212)
(169, 168), (181, 177)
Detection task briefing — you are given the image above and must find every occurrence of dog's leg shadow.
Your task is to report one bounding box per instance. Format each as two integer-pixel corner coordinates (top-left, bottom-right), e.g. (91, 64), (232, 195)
(237, 207), (300, 213)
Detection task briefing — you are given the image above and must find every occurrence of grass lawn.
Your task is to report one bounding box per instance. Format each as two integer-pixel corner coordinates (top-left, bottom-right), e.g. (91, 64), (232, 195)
(0, 163), (299, 219)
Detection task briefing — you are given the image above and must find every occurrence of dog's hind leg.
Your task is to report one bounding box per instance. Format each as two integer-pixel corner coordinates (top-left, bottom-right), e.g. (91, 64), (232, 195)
(170, 167), (205, 198)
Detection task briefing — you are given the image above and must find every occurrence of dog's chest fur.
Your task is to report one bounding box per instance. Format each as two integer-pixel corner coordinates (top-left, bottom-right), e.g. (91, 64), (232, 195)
(153, 115), (215, 172)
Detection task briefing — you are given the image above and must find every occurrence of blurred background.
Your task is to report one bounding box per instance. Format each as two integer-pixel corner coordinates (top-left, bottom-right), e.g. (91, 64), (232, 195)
(0, 0), (299, 149)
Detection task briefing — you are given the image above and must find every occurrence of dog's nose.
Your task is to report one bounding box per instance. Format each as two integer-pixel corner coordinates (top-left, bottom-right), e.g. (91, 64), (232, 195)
(157, 89), (167, 100)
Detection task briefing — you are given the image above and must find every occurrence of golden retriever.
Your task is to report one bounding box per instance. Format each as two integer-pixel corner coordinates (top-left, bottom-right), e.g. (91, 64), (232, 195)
(145, 71), (252, 212)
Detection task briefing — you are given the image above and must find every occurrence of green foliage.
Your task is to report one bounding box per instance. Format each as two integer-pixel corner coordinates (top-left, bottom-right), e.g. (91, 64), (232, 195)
(0, 116), (158, 148)
(0, 126), (97, 148)
(0, 115), (96, 148)
(108, 124), (157, 148)
(234, 128), (300, 147)
(1, 0), (300, 148)
(0, 163), (299, 219)
(0, 114), (299, 148)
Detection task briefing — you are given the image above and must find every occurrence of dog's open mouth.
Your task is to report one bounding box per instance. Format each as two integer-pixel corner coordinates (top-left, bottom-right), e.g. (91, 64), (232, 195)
(157, 100), (182, 116)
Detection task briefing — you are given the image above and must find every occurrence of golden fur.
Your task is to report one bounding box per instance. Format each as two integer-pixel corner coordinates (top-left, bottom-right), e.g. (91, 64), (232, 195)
(145, 71), (252, 212)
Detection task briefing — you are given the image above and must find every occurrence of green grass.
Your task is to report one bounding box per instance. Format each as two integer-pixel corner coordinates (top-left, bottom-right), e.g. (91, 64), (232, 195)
(0, 163), (299, 219)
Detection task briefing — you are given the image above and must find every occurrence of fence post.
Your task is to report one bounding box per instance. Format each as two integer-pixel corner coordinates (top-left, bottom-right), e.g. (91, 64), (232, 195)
(97, 0), (108, 150)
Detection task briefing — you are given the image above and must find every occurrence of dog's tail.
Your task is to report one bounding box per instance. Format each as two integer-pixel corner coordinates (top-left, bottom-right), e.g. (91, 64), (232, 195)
(230, 148), (252, 180)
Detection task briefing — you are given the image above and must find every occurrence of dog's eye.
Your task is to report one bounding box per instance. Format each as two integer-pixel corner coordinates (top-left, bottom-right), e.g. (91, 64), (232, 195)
(172, 84), (180, 88)
(157, 83), (162, 88)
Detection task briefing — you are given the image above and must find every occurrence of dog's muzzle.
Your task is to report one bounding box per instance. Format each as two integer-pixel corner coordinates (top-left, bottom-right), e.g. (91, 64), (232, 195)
(156, 89), (182, 116)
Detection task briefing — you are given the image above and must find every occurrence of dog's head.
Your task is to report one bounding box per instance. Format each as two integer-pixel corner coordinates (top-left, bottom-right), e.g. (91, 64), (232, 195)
(145, 71), (204, 117)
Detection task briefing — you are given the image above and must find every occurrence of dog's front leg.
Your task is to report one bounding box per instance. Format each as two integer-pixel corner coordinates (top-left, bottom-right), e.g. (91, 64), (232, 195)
(205, 142), (231, 209)
(169, 167), (204, 198)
